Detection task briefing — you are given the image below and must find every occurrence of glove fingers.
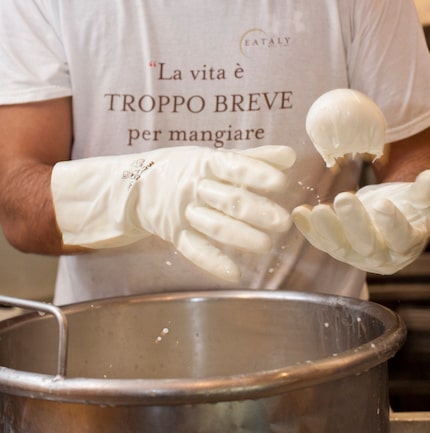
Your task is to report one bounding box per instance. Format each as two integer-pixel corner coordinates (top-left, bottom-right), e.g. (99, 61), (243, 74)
(309, 205), (350, 254)
(410, 169), (430, 209)
(238, 145), (296, 170)
(210, 151), (288, 193)
(198, 179), (291, 232)
(334, 192), (384, 257)
(186, 205), (272, 253)
(294, 173), (430, 275)
(176, 230), (241, 282)
(372, 199), (426, 254)
(291, 205), (313, 238)
(293, 199), (389, 266)
(292, 205), (342, 253)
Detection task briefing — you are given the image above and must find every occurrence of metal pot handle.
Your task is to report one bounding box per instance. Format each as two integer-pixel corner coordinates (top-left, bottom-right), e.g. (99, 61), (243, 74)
(0, 296), (68, 377)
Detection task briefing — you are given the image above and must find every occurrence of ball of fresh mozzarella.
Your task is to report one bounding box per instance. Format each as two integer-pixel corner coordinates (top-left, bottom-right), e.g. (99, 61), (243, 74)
(306, 89), (387, 167)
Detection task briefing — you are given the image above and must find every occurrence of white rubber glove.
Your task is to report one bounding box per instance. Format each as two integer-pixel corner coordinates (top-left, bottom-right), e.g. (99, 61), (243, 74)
(292, 170), (430, 274)
(51, 145), (296, 282)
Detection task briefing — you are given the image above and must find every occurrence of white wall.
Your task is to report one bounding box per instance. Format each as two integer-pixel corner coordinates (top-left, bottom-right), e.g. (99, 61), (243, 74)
(0, 230), (57, 301)
(415, 0), (430, 25)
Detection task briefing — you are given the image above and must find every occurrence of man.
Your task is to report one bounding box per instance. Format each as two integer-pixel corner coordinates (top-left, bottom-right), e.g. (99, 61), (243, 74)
(0, 0), (429, 305)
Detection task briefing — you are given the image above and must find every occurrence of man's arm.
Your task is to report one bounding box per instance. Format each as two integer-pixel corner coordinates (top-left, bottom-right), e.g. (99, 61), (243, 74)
(0, 96), (298, 281)
(0, 97), (82, 254)
(374, 126), (430, 182)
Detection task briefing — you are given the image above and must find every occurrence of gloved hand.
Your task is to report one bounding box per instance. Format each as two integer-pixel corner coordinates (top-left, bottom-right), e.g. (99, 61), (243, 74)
(292, 170), (430, 274)
(51, 145), (296, 282)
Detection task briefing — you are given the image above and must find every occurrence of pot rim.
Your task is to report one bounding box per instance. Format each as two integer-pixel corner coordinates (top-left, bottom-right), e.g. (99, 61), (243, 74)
(0, 290), (407, 405)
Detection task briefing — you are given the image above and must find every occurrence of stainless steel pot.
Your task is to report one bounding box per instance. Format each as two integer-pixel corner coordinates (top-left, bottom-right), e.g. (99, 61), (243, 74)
(0, 290), (406, 432)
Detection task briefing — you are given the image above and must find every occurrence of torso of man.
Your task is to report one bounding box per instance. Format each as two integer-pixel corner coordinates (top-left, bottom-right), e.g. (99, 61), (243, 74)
(1, 0), (429, 304)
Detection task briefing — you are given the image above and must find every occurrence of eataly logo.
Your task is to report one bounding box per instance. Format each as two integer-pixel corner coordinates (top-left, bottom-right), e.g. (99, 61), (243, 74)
(240, 28), (291, 56)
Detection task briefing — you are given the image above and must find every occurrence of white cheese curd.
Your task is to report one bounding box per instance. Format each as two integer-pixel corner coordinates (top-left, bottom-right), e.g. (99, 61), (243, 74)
(306, 89), (386, 167)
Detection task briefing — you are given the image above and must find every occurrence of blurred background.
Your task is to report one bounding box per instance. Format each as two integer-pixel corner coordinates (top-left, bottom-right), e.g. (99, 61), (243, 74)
(365, 0), (430, 413)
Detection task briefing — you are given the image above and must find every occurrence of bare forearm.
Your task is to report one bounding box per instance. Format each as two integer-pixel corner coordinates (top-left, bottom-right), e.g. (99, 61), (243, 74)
(0, 97), (82, 255)
(0, 160), (82, 255)
(374, 128), (430, 182)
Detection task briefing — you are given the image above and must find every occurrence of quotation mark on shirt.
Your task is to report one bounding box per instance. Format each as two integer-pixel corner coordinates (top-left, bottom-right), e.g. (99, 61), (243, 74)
(149, 61), (157, 67)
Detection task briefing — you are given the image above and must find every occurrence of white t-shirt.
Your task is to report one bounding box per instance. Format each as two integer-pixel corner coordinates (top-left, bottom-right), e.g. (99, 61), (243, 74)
(1, 0), (430, 304)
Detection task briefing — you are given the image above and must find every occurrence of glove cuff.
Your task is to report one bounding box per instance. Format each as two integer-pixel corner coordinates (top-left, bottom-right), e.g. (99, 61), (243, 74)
(51, 154), (151, 249)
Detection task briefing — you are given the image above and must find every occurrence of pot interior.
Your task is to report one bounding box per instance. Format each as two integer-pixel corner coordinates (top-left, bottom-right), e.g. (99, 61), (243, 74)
(0, 291), (404, 382)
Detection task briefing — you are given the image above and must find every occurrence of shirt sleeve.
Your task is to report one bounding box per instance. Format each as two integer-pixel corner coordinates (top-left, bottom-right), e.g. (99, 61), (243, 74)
(0, 0), (72, 105)
(345, 0), (430, 142)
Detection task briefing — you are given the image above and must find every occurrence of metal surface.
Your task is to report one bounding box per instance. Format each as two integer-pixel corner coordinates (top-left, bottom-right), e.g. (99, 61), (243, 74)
(390, 412), (430, 433)
(0, 296), (68, 377)
(0, 291), (406, 432)
(368, 249), (430, 413)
